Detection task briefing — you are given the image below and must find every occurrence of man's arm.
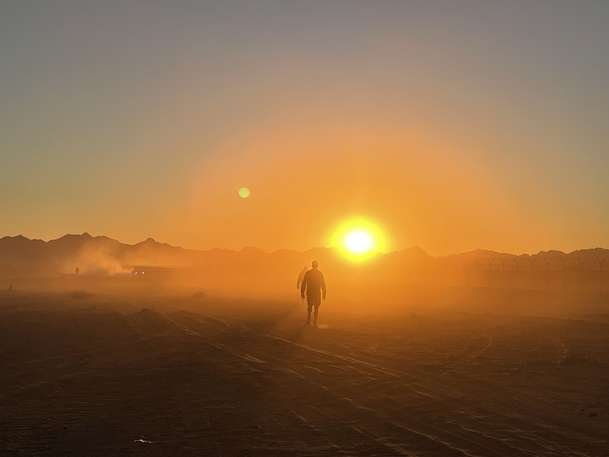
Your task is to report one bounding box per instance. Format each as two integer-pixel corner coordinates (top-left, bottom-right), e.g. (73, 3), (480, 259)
(300, 272), (307, 298)
(321, 273), (327, 300)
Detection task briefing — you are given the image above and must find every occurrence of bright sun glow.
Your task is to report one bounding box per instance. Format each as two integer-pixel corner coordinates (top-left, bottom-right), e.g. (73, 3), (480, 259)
(344, 230), (374, 253)
(329, 217), (388, 262)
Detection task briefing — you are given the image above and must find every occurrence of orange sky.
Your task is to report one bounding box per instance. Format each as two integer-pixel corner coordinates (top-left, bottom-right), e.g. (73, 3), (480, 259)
(2, 2), (608, 255)
(172, 118), (554, 254)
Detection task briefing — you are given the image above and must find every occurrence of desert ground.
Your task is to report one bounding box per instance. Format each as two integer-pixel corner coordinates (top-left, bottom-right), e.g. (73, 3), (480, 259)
(1, 291), (608, 456)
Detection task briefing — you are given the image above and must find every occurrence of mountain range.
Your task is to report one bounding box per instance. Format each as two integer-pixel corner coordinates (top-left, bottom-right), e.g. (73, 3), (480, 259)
(1, 233), (608, 278)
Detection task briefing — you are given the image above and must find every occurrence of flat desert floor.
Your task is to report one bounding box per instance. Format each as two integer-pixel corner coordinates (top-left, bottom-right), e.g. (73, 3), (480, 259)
(1, 293), (608, 456)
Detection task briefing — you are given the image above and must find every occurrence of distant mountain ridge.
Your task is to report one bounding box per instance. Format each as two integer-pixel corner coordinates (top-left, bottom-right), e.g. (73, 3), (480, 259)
(1, 233), (608, 277)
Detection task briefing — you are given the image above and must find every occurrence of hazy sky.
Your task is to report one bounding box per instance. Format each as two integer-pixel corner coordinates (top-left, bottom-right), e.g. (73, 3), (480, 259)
(1, 1), (608, 254)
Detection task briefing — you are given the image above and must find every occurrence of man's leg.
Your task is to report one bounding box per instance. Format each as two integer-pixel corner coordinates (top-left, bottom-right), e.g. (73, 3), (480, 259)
(307, 303), (312, 325)
(313, 304), (319, 327)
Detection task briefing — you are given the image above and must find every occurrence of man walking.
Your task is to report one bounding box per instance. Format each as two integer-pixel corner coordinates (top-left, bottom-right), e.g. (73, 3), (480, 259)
(300, 260), (326, 327)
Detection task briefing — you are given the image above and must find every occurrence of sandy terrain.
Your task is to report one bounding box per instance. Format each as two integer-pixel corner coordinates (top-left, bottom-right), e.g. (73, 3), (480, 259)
(1, 293), (608, 456)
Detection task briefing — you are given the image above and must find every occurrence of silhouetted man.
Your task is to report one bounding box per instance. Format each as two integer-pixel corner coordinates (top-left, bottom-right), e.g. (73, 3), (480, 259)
(300, 260), (326, 327)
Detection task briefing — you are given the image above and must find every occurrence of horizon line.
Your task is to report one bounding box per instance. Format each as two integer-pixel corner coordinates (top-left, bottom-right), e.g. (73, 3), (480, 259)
(1, 232), (608, 259)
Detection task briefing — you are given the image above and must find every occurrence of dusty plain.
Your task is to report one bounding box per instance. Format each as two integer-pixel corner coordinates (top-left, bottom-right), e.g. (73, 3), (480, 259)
(1, 291), (608, 456)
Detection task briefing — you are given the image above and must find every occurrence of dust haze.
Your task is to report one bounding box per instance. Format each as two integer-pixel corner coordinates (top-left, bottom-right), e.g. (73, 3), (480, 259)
(2, 233), (609, 316)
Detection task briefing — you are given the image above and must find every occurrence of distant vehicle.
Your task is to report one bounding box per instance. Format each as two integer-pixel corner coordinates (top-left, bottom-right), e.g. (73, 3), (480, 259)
(131, 266), (176, 280)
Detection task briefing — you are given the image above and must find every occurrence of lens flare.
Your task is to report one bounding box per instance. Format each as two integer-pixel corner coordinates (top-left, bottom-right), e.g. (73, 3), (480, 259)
(238, 187), (251, 198)
(329, 217), (388, 262)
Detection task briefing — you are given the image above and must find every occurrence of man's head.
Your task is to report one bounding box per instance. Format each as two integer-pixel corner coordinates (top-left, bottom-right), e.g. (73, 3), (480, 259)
(311, 260), (319, 269)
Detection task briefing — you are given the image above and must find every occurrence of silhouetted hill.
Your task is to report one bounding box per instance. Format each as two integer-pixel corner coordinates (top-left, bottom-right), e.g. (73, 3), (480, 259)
(0, 233), (198, 276)
(0, 233), (608, 284)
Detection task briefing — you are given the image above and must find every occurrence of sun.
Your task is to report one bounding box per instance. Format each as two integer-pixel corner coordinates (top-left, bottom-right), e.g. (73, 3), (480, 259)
(344, 230), (374, 254)
(329, 217), (388, 262)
